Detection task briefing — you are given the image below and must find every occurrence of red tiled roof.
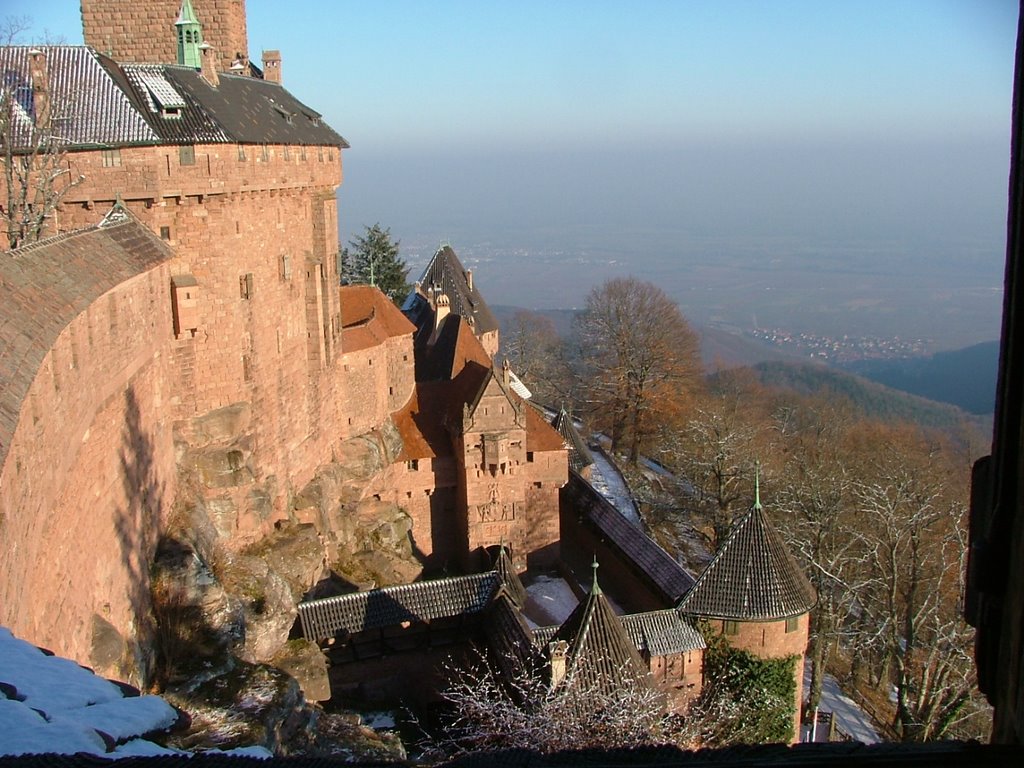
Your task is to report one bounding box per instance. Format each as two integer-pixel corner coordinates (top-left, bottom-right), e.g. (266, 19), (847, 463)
(340, 284), (415, 353)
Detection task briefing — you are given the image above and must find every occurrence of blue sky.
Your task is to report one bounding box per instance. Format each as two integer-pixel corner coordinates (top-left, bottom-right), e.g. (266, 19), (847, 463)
(6, 1), (1021, 341)
(8, 1), (1016, 150)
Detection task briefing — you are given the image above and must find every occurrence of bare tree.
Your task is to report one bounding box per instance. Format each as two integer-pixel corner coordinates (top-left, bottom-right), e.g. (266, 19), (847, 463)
(574, 277), (701, 464)
(851, 440), (980, 741)
(1, 40), (84, 250)
(502, 309), (572, 406)
(421, 648), (677, 758)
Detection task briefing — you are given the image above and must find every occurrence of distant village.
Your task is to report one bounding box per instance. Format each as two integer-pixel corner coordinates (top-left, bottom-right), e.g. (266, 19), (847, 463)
(748, 327), (932, 363)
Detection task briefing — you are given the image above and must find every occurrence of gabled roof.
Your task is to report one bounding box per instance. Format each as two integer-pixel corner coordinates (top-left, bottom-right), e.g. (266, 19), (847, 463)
(562, 473), (695, 604)
(297, 572), (500, 642)
(0, 210), (174, 472)
(0, 46), (347, 150)
(403, 246), (498, 336)
(492, 546), (527, 607)
(552, 567), (651, 694)
(678, 503), (817, 621)
(552, 407), (594, 473)
(339, 284), (415, 353)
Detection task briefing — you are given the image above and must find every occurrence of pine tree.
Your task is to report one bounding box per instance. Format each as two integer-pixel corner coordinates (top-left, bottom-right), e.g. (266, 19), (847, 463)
(340, 223), (411, 305)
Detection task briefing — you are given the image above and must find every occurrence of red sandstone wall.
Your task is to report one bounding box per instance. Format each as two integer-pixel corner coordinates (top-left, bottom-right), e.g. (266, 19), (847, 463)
(0, 266), (176, 682)
(650, 650), (704, 712)
(341, 334), (414, 438)
(56, 143), (347, 546)
(81, 0), (249, 71)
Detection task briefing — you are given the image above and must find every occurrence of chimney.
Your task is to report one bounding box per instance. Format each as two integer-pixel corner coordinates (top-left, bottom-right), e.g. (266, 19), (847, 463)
(548, 640), (568, 688)
(200, 43), (219, 87)
(466, 268), (473, 292)
(502, 357), (511, 387)
(428, 294), (451, 347)
(262, 50), (282, 84)
(28, 48), (50, 127)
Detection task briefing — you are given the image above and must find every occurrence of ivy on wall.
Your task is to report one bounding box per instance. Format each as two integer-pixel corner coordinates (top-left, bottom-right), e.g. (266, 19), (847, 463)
(693, 630), (798, 745)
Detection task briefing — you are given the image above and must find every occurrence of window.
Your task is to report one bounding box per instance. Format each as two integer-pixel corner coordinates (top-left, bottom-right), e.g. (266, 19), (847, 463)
(283, 145), (291, 160)
(300, 146), (307, 161)
(160, 226), (171, 241)
(179, 145), (195, 165)
(526, 451), (534, 463)
(280, 254), (291, 280)
(407, 460), (419, 471)
(723, 620), (739, 636)
(785, 616), (799, 633)
(239, 273), (254, 299)
(260, 144), (270, 162)
(101, 148), (121, 167)
(237, 145), (246, 161)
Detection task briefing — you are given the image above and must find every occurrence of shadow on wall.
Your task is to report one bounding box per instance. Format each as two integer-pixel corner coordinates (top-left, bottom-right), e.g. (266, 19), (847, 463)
(110, 386), (165, 687)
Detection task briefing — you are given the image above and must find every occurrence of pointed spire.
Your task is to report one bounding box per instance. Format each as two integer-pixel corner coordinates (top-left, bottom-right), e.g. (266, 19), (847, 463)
(176, 0), (204, 69)
(754, 460), (762, 511)
(591, 556), (602, 595)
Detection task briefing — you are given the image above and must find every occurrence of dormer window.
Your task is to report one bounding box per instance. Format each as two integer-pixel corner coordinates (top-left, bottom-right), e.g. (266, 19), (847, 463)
(137, 70), (186, 120)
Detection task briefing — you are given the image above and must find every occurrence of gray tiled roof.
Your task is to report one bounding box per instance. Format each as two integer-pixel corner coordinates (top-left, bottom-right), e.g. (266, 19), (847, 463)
(297, 572), (500, 642)
(551, 408), (594, 474)
(562, 473), (695, 604)
(0, 46), (347, 150)
(404, 246), (499, 337)
(552, 580), (651, 694)
(620, 610), (706, 656)
(0, 210), (173, 471)
(678, 504), (817, 621)
(0, 46), (159, 147)
(535, 609), (704, 659)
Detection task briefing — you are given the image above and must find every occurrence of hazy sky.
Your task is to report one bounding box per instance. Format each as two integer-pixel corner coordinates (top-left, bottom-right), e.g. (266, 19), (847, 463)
(7, 0), (1020, 342)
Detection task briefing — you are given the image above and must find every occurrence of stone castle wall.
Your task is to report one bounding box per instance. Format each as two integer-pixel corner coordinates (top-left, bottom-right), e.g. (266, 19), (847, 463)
(81, 0), (249, 71)
(0, 264), (177, 682)
(55, 142), (348, 544)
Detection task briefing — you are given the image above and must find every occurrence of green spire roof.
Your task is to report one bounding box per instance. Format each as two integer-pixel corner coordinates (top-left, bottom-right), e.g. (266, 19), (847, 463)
(175, 0), (203, 69)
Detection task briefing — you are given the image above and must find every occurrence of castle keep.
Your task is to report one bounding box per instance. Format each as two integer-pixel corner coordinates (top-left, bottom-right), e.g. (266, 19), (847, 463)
(1, 0), (814, 731)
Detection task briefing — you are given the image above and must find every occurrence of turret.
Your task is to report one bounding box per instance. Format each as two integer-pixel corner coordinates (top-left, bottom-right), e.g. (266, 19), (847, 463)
(175, 0), (203, 69)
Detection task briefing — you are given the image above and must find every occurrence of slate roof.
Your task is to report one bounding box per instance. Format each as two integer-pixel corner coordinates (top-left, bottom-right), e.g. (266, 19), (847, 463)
(678, 503), (817, 621)
(492, 546), (528, 607)
(0, 210), (173, 472)
(562, 473), (695, 604)
(552, 407), (594, 473)
(403, 246), (499, 337)
(297, 572), (500, 642)
(552, 570), (651, 694)
(0, 46), (347, 150)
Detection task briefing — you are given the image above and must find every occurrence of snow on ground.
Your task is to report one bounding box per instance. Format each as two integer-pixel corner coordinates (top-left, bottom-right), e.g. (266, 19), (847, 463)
(802, 660), (881, 744)
(0, 626), (271, 758)
(522, 575), (580, 627)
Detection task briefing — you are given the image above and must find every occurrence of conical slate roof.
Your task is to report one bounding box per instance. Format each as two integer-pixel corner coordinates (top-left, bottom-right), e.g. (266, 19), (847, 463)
(678, 502), (816, 621)
(552, 566), (650, 694)
(551, 407), (594, 474)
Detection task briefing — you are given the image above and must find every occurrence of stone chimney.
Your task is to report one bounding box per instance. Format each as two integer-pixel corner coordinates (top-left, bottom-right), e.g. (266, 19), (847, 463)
(502, 357), (511, 386)
(28, 48), (50, 127)
(466, 268), (473, 292)
(200, 43), (219, 87)
(262, 50), (282, 84)
(548, 640), (568, 688)
(428, 293), (451, 347)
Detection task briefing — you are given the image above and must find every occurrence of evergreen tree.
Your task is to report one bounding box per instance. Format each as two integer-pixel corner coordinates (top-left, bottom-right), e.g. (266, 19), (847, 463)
(341, 223), (411, 305)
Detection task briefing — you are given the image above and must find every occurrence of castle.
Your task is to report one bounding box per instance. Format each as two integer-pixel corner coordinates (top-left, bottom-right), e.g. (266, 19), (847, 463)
(0, 0), (814, 738)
